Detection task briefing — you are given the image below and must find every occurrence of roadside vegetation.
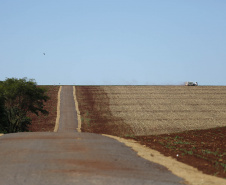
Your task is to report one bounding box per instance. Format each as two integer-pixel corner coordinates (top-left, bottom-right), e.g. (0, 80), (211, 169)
(0, 78), (49, 133)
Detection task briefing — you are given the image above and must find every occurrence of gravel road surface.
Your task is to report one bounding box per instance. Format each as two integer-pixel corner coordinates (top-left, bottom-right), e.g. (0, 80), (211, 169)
(0, 86), (185, 185)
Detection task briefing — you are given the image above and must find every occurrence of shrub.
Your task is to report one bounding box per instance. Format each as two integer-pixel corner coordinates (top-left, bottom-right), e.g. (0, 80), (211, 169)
(0, 78), (49, 133)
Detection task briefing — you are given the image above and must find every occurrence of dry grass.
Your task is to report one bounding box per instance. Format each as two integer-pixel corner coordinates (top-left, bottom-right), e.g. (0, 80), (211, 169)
(101, 86), (226, 135)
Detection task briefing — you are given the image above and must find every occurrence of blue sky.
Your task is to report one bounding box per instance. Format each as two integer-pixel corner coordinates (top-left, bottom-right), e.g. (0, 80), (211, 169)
(1, 0), (226, 85)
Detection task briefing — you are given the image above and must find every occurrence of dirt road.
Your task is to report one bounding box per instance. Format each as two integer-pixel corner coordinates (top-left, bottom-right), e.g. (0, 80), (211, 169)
(0, 86), (185, 185)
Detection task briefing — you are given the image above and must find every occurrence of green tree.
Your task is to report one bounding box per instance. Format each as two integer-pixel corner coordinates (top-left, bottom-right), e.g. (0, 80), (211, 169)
(0, 90), (7, 133)
(0, 78), (49, 133)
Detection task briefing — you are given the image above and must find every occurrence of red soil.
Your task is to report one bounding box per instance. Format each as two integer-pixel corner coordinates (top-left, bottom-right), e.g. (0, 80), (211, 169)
(27, 85), (226, 178)
(28, 86), (59, 132)
(76, 86), (226, 179)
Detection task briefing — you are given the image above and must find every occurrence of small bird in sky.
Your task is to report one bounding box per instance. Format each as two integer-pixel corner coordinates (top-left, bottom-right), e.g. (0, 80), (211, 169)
(43, 53), (45, 55)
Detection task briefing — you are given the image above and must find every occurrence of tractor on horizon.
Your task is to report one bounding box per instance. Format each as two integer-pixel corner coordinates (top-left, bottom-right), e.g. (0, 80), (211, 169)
(185, 82), (198, 86)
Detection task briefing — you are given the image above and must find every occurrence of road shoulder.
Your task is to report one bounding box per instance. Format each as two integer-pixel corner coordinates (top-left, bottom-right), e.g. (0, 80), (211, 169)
(103, 134), (226, 185)
(73, 86), (81, 132)
(54, 86), (62, 132)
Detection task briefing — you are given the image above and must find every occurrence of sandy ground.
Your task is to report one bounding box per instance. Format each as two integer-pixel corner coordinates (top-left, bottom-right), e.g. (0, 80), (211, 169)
(73, 86), (81, 132)
(54, 86), (62, 132)
(103, 134), (226, 185)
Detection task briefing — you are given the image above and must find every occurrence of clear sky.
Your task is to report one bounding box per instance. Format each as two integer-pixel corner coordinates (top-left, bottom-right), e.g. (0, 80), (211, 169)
(1, 0), (226, 85)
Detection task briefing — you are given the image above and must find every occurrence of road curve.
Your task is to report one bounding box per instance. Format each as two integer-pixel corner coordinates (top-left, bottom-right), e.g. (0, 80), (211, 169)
(0, 86), (185, 185)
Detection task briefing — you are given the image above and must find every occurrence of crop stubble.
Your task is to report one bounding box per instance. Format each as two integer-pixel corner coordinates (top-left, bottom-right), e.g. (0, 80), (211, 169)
(76, 85), (226, 136)
(75, 85), (226, 178)
(102, 86), (226, 135)
(75, 86), (134, 136)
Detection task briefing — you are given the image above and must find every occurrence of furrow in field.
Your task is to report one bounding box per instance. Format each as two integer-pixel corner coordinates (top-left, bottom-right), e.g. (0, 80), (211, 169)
(102, 86), (226, 135)
(76, 86), (226, 136)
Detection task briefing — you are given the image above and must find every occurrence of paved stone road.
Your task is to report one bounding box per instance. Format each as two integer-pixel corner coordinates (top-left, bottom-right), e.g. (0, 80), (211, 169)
(0, 86), (185, 185)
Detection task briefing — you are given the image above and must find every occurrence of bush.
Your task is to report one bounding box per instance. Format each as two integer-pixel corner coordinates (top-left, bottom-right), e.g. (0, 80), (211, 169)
(0, 78), (49, 133)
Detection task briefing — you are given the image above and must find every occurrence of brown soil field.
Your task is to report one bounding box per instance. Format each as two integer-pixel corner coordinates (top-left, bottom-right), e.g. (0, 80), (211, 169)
(75, 85), (226, 179)
(28, 85), (59, 132)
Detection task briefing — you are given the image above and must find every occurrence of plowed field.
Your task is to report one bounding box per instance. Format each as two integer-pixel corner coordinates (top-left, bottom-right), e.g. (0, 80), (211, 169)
(75, 85), (226, 178)
(28, 86), (59, 132)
